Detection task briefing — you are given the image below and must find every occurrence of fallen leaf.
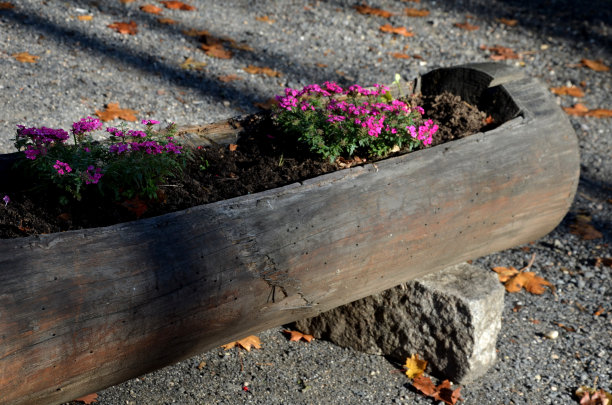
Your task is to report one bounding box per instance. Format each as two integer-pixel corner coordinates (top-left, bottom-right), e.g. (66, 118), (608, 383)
(354, 4), (394, 18)
(595, 257), (612, 267)
(160, 0), (195, 11)
(222, 335), (262, 351)
(243, 65), (282, 77)
(228, 144), (238, 152)
(576, 386), (612, 405)
(492, 255), (554, 295)
(484, 115), (495, 125)
(73, 393), (98, 404)
(413, 376), (462, 405)
(95, 102), (138, 122)
(283, 329), (314, 342)
(0, 2), (15, 9)
(119, 0), (135, 3)
(179, 56), (207, 70)
(497, 17), (518, 26)
(201, 43), (232, 59)
(404, 7), (429, 17)
(316, 62), (328, 68)
(581, 59), (610, 72)
(480, 44), (520, 60)
(550, 86), (585, 97)
(140, 4), (163, 14)
(157, 17), (177, 24)
(404, 354), (427, 379)
(379, 24), (414, 37)
(255, 15), (275, 23)
(563, 103), (590, 115)
(77, 15), (93, 21)
(555, 322), (576, 332)
(254, 97), (278, 110)
(197, 360), (206, 370)
(217, 74), (242, 83)
(569, 214), (603, 240)
(454, 21), (479, 31)
(182, 28), (209, 37)
(108, 21), (138, 35)
(12, 52), (39, 63)
(564, 104), (612, 118)
(391, 52), (411, 59)
(491, 265), (519, 282)
(593, 306), (605, 316)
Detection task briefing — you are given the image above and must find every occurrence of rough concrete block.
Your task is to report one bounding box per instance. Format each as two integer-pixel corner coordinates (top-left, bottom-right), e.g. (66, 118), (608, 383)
(294, 262), (505, 384)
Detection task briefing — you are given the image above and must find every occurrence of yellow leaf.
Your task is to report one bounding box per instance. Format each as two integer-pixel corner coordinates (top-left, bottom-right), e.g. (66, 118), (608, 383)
(179, 56), (207, 70)
(222, 335), (262, 351)
(12, 52), (39, 63)
(243, 65), (282, 77)
(77, 15), (93, 21)
(404, 353), (427, 379)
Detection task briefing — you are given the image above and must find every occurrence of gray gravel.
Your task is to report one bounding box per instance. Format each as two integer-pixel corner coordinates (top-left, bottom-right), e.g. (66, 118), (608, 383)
(1, 0), (610, 404)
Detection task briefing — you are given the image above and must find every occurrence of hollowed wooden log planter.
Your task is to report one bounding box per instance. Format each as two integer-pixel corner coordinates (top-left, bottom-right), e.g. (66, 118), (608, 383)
(0, 63), (579, 405)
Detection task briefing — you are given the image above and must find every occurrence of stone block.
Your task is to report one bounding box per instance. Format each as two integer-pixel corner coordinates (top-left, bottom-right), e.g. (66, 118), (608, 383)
(294, 262), (505, 384)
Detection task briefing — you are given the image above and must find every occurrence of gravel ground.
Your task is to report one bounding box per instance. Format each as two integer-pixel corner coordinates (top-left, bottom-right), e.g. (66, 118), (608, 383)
(1, 0), (610, 404)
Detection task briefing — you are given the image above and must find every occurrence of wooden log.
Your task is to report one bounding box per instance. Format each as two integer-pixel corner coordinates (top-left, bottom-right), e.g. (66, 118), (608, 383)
(0, 63), (579, 405)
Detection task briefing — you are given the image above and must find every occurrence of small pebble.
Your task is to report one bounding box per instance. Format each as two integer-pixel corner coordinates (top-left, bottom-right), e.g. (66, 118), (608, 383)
(545, 331), (559, 340)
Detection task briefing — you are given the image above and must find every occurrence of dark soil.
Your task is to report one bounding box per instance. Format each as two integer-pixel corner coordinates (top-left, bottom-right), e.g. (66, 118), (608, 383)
(0, 92), (488, 239)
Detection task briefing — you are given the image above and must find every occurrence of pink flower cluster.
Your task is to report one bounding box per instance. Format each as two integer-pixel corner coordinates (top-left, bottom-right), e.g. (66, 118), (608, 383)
(16, 125), (70, 160)
(109, 139), (182, 155)
(407, 119), (438, 146)
(72, 116), (103, 136)
(53, 160), (72, 175)
(84, 165), (103, 185)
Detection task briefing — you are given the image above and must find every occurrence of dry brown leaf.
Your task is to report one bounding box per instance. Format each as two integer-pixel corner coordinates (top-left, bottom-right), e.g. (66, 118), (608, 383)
(550, 86), (585, 97)
(480, 44), (520, 60)
(404, 7), (429, 17)
(77, 15), (93, 21)
(119, 0), (135, 3)
(569, 214), (603, 240)
(140, 4), (163, 14)
(12, 52), (39, 63)
(183, 28), (209, 37)
(521, 272), (555, 294)
(391, 52), (411, 59)
(584, 108), (612, 118)
(256, 15), (275, 23)
(228, 144), (238, 152)
(254, 97), (278, 110)
(73, 393), (98, 404)
(379, 24), (414, 37)
(413, 376), (462, 405)
(593, 306), (605, 316)
(354, 4), (394, 18)
(497, 17), (518, 26)
(563, 103), (590, 115)
(243, 65), (282, 77)
(454, 21), (479, 31)
(283, 329), (314, 342)
(0, 2), (15, 9)
(492, 266), (519, 282)
(157, 17), (177, 24)
(217, 74), (242, 83)
(404, 354), (427, 379)
(201, 43), (232, 59)
(222, 335), (262, 351)
(492, 256), (554, 295)
(160, 1), (195, 11)
(108, 21), (138, 35)
(95, 102), (138, 122)
(179, 57), (206, 70)
(316, 62), (328, 68)
(581, 59), (610, 72)
(595, 257), (612, 267)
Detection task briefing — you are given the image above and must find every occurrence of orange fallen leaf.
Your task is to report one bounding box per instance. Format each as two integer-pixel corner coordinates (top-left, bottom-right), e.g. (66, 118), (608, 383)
(108, 21), (138, 35)
(580, 58), (610, 72)
(413, 376), (462, 405)
(593, 306), (605, 316)
(354, 4), (394, 18)
(0, 2), (15, 9)
(379, 24), (414, 37)
(222, 335), (262, 351)
(140, 4), (163, 14)
(12, 52), (39, 63)
(492, 255), (554, 295)
(157, 17), (177, 24)
(179, 57), (206, 70)
(480, 44), (520, 60)
(243, 65), (282, 77)
(563, 103), (589, 115)
(283, 329), (314, 342)
(569, 214), (603, 240)
(201, 43), (232, 59)
(228, 144), (238, 152)
(404, 354), (427, 379)
(391, 52), (411, 59)
(160, 0), (195, 11)
(256, 15), (275, 23)
(484, 115), (494, 125)
(95, 102), (138, 122)
(404, 7), (429, 17)
(454, 21), (479, 31)
(218, 74), (242, 83)
(550, 86), (585, 97)
(497, 17), (518, 26)
(77, 15), (93, 21)
(73, 393), (98, 404)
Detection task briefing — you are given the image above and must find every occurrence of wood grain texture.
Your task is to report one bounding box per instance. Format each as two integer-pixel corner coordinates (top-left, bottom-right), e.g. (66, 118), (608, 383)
(0, 63), (579, 405)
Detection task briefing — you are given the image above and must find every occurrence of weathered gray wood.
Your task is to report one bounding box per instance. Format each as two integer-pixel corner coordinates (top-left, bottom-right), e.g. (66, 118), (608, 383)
(0, 63), (579, 405)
